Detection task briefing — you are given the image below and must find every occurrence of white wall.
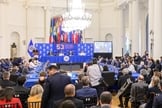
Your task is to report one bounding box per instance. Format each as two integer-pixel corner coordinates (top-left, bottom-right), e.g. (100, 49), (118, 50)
(0, 0), (148, 58)
(100, 3), (124, 57)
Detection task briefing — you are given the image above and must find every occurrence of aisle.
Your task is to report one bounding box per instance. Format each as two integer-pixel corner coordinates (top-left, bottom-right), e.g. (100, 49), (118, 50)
(112, 96), (131, 108)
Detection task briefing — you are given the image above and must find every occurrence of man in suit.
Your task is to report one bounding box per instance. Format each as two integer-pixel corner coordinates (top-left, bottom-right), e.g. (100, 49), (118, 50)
(54, 84), (84, 108)
(118, 68), (134, 108)
(41, 65), (71, 108)
(59, 100), (76, 108)
(75, 74), (84, 90)
(76, 76), (98, 98)
(130, 75), (148, 108)
(0, 71), (16, 88)
(152, 80), (162, 108)
(100, 91), (112, 108)
(14, 76), (29, 94)
(91, 91), (112, 108)
(14, 76), (29, 108)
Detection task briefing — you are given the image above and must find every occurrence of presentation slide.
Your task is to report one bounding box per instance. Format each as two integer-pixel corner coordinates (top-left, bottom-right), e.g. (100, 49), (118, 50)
(94, 41), (112, 53)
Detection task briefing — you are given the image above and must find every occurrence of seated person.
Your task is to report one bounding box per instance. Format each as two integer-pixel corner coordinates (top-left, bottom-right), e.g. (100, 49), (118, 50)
(54, 84), (84, 108)
(75, 74), (84, 90)
(0, 87), (22, 108)
(27, 84), (43, 103)
(22, 62), (30, 75)
(79, 51), (86, 56)
(48, 50), (54, 56)
(0, 72), (16, 88)
(14, 76), (29, 108)
(10, 65), (21, 82)
(29, 58), (37, 69)
(38, 72), (47, 88)
(128, 60), (136, 73)
(137, 61), (146, 73)
(59, 51), (64, 56)
(14, 76), (29, 94)
(145, 76), (161, 108)
(76, 76), (98, 98)
(91, 91), (112, 108)
(33, 49), (39, 58)
(140, 69), (151, 84)
(103, 65), (109, 71)
(152, 80), (162, 108)
(59, 100), (76, 108)
(100, 92), (112, 108)
(69, 51), (74, 56)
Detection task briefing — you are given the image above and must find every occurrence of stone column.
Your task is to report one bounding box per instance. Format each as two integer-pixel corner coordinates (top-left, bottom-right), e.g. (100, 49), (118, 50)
(131, 0), (140, 54)
(148, 0), (154, 57)
(118, 9), (125, 56)
(153, 0), (162, 59)
(128, 1), (133, 55)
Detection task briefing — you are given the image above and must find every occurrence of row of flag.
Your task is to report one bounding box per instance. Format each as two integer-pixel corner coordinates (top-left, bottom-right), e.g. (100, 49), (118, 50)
(49, 16), (83, 44)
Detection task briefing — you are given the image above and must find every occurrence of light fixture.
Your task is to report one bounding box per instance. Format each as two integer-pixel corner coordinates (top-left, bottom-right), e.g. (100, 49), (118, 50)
(62, 0), (92, 32)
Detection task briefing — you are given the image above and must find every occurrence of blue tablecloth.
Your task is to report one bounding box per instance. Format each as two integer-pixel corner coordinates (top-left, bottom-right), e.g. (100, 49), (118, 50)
(24, 71), (140, 88)
(24, 78), (39, 88)
(39, 56), (92, 63)
(24, 72), (78, 88)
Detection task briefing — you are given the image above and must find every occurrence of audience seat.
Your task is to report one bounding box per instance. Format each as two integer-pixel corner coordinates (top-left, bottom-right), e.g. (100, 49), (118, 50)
(0, 103), (18, 108)
(28, 101), (41, 108)
(102, 72), (115, 87)
(77, 96), (97, 108)
(14, 91), (28, 108)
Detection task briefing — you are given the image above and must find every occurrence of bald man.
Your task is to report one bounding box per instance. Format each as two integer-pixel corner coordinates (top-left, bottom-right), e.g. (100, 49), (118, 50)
(54, 84), (84, 108)
(130, 75), (148, 108)
(100, 91), (112, 108)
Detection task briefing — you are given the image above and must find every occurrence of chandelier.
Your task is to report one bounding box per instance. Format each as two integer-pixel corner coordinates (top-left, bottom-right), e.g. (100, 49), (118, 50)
(62, 0), (92, 32)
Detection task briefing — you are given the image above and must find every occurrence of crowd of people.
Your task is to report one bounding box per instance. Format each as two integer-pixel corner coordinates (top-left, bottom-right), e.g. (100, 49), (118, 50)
(95, 51), (162, 108)
(0, 51), (162, 108)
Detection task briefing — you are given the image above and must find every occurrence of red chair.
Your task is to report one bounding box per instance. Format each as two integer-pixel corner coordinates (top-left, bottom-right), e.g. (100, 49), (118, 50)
(0, 103), (18, 108)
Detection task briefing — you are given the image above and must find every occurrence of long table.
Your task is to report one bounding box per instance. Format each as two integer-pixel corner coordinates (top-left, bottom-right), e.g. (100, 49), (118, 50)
(24, 72), (140, 88)
(39, 56), (92, 63)
(24, 72), (78, 88)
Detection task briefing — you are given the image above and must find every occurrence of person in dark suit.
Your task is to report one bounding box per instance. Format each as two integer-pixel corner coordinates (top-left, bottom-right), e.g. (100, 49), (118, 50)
(0, 71), (16, 88)
(118, 68), (134, 108)
(10, 65), (21, 82)
(54, 84), (84, 108)
(91, 91), (112, 108)
(130, 75), (148, 108)
(59, 100), (76, 108)
(14, 76), (29, 94)
(155, 60), (162, 72)
(75, 74), (84, 90)
(145, 76), (161, 108)
(14, 76), (29, 108)
(41, 65), (71, 108)
(38, 72), (47, 88)
(152, 80), (162, 108)
(76, 76), (98, 98)
(99, 91), (112, 108)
